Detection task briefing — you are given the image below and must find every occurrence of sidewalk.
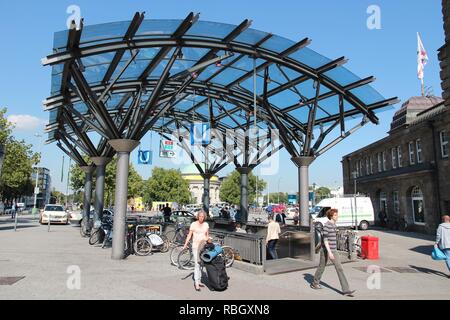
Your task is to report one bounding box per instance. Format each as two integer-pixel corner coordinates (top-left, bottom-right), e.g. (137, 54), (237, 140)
(0, 216), (449, 300)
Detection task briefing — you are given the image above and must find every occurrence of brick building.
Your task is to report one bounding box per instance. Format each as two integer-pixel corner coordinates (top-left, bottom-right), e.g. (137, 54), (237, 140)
(342, 96), (449, 234)
(439, 0), (450, 107)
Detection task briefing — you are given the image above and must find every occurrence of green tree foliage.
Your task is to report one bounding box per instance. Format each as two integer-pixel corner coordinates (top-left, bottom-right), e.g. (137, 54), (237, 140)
(50, 190), (66, 204)
(315, 186), (331, 202)
(143, 167), (191, 205)
(219, 170), (266, 205)
(69, 156), (144, 207)
(0, 108), (39, 201)
(268, 192), (289, 204)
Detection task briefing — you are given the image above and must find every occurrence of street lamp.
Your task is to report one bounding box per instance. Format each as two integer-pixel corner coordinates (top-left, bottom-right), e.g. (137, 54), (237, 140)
(277, 177), (282, 204)
(33, 133), (43, 218)
(351, 171), (358, 230)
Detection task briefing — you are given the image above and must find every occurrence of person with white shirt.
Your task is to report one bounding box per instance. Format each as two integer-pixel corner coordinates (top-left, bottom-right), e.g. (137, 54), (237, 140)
(266, 214), (281, 260)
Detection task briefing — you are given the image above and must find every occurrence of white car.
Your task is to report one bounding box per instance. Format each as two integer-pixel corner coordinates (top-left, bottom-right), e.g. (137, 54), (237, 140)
(286, 207), (299, 219)
(40, 205), (69, 225)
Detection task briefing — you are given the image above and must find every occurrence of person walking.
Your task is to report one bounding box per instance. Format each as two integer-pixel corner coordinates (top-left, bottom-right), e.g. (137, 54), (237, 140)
(11, 201), (17, 219)
(266, 214), (281, 260)
(162, 203), (172, 223)
(183, 209), (209, 291)
(310, 208), (355, 296)
(435, 215), (450, 277)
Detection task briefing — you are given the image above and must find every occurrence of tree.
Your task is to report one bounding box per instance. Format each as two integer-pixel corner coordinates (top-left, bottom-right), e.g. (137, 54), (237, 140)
(0, 138), (38, 202)
(268, 192), (288, 204)
(219, 170), (266, 205)
(315, 187), (331, 202)
(50, 190), (66, 204)
(143, 167), (191, 205)
(69, 156), (144, 207)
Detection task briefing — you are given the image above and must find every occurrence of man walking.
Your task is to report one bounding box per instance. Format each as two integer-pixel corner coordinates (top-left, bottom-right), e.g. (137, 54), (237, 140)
(435, 215), (450, 277)
(310, 208), (355, 296)
(11, 201), (16, 219)
(266, 214), (281, 260)
(162, 203), (172, 223)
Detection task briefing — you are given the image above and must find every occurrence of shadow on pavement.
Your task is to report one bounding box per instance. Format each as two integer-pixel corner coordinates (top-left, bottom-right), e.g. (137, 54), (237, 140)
(409, 245), (434, 256)
(409, 265), (449, 278)
(303, 273), (342, 295)
(0, 225), (39, 231)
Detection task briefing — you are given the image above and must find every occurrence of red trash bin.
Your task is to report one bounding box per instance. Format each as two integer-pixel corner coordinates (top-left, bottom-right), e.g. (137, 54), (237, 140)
(360, 236), (379, 260)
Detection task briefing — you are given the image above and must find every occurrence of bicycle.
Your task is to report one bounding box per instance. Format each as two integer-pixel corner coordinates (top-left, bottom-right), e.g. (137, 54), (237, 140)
(134, 224), (170, 256)
(177, 238), (235, 270)
(164, 222), (189, 245)
(80, 216), (94, 237)
(89, 215), (113, 246)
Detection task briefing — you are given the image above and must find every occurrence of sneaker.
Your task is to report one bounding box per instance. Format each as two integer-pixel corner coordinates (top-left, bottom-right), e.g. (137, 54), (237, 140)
(310, 283), (322, 290)
(343, 290), (356, 297)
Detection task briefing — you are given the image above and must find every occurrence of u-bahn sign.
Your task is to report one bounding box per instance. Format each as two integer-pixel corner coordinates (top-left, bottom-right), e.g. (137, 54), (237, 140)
(190, 123), (210, 146)
(138, 150), (153, 165)
(159, 140), (175, 158)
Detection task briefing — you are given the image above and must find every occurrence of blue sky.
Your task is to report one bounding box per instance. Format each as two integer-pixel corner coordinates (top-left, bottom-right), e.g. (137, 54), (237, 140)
(0, 0), (445, 194)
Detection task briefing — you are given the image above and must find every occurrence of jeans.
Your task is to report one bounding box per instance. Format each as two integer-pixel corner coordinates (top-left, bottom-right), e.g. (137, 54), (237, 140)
(267, 239), (278, 260)
(313, 248), (350, 293)
(192, 247), (201, 285)
(444, 249), (450, 272)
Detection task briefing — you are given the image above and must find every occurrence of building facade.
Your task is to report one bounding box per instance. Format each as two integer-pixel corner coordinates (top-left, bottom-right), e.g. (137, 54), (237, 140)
(440, 0), (450, 107)
(22, 167), (51, 208)
(342, 96), (449, 234)
(181, 164), (221, 205)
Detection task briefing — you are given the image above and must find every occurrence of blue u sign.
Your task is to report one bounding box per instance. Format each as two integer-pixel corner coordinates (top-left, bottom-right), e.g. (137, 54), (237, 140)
(138, 150), (152, 165)
(190, 123), (210, 146)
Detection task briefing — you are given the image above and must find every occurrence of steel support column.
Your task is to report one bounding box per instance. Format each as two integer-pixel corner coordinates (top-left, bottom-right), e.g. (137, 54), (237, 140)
(91, 157), (111, 225)
(236, 167), (252, 223)
(108, 139), (139, 260)
(202, 174), (212, 215)
(80, 165), (95, 228)
(292, 157), (314, 228)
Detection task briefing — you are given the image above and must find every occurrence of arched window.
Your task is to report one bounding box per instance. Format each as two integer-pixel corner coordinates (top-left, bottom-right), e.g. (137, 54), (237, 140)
(379, 191), (387, 216)
(411, 186), (424, 224)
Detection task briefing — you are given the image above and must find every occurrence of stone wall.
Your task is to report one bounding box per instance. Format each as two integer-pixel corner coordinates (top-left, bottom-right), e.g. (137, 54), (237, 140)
(440, 0), (450, 106)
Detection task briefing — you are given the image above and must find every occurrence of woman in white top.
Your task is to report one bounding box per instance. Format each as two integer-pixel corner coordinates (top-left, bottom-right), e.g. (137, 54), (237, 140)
(183, 210), (209, 291)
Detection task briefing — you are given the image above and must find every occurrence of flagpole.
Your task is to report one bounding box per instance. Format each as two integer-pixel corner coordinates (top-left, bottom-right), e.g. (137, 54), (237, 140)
(421, 78), (425, 97)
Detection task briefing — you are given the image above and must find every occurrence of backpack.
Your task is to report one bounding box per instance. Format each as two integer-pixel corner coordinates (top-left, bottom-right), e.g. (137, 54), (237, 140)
(204, 255), (228, 291)
(314, 225), (324, 253)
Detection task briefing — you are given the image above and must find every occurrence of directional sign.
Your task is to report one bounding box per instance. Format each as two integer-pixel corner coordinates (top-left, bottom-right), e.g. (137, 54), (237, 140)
(159, 140), (176, 158)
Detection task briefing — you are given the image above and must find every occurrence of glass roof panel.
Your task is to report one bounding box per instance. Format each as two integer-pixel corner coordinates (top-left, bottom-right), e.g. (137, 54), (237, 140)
(234, 28), (270, 46)
(136, 19), (182, 37)
(323, 66), (361, 87)
(287, 107), (310, 125)
(289, 48), (332, 69)
(350, 85), (385, 105)
(260, 35), (294, 53)
(212, 68), (246, 86)
(187, 21), (236, 39)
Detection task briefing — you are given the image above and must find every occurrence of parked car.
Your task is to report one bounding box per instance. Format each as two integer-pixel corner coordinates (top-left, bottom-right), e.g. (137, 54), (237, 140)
(285, 207), (298, 219)
(311, 197), (374, 230)
(70, 208), (114, 226)
(170, 210), (196, 224)
(40, 204), (69, 225)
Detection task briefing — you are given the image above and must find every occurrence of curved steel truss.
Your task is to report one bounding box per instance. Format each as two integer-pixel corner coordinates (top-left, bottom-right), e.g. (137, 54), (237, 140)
(43, 12), (398, 165)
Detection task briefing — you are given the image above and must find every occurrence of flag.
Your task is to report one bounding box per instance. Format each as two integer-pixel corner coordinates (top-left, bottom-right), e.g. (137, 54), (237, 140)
(417, 32), (428, 80)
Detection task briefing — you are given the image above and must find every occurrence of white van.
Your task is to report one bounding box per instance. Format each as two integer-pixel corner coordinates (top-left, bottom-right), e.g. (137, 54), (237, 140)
(311, 196), (374, 230)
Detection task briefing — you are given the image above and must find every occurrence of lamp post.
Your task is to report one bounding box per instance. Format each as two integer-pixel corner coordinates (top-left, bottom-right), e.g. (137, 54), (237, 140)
(33, 133), (43, 218)
(352, 171), (358, 230)
(277, 177), (282, 204)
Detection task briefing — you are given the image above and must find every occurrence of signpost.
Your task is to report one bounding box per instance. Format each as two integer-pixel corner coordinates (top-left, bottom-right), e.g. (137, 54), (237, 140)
(138, 150), (153, 164)
(159, 140), (175, 158)
(190, 123), (210, 145)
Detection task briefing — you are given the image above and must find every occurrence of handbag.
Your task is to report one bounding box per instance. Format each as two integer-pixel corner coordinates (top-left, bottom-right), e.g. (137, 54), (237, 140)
(431, 246), (447, 260)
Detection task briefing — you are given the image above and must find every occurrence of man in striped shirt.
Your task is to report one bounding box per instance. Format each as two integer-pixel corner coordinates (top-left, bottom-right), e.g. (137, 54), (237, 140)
(311, 208), (355, 297)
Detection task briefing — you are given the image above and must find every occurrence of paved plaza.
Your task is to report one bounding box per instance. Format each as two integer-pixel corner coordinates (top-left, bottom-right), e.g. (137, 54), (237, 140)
(0, 214), (449, 300)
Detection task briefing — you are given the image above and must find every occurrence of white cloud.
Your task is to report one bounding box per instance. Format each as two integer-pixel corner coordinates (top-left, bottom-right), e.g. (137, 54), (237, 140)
(7, 114), (46, 132)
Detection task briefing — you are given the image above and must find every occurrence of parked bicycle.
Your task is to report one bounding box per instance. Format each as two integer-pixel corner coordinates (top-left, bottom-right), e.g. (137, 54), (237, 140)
(80, 216), (94, 237)
(164, 221), (189, 245)
(134, 224), (170, 256)
(89, 215), (113, 246)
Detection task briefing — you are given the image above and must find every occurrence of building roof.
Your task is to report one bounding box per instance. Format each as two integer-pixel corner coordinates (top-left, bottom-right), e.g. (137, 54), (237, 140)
(390, 96), (443, 131)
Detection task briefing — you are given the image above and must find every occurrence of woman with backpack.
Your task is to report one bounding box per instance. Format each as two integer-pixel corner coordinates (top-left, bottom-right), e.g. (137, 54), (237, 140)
(310, 208), (356, 297)
(183, 210), (209, 291)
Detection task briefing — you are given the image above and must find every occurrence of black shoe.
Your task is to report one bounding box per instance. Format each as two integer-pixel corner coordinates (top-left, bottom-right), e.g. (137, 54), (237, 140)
(343, 290), (356, 297)
(310, 283), (322, 290)
(194, 284), (201, 292)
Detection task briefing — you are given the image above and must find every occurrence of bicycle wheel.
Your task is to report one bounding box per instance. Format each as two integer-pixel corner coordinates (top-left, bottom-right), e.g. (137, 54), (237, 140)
(164, 230), (177, 244)
(177, 247), (194, 270)
(158, 235), (170, 253)
(134, 237), (153, 256)
(222, 246), (235, 268)
(170, 244), (184, 266)
(89, 228), (104, 245)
